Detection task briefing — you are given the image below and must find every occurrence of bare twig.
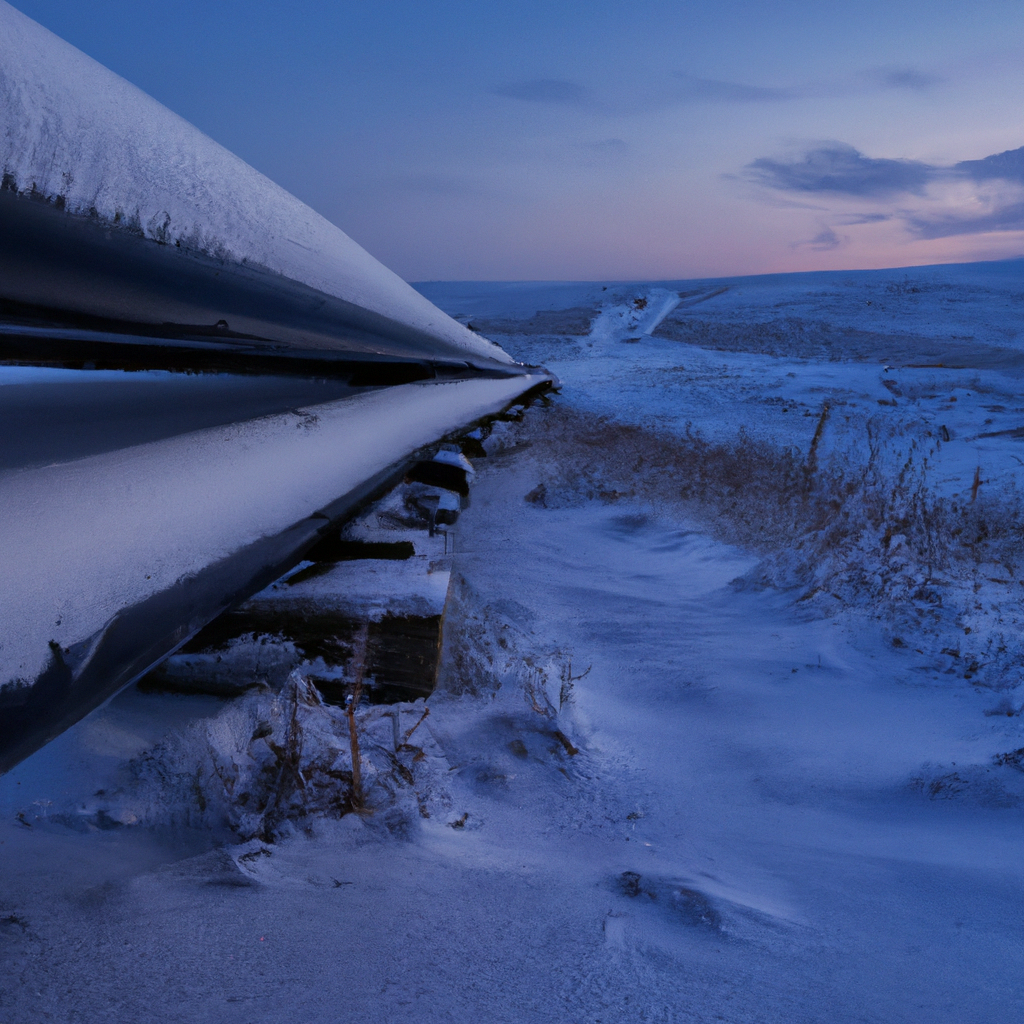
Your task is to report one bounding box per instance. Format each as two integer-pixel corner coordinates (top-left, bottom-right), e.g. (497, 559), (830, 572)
(805, 400), (831, 481)
(346, 622), (369, 809)
(402, 706), (431, 744)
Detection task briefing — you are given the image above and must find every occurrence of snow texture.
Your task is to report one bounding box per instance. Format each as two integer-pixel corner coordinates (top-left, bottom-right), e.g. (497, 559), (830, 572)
(0, 2), (510, 364)
(3, 263), (1024, 1022)
(0, 373), (546, 689)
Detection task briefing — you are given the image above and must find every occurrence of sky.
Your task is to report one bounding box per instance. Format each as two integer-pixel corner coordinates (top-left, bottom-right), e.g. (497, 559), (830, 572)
(11, 0), (1024, 281)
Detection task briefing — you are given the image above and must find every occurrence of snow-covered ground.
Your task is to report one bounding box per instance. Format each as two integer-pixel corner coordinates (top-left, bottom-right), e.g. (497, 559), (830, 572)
(3, 262), (1024, 1021)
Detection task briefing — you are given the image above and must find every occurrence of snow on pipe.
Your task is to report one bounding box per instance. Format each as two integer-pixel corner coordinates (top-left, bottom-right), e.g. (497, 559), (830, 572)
(0, 1), (516, 371)
(0, 5), (555, 771)
(0, 375), (552, 775)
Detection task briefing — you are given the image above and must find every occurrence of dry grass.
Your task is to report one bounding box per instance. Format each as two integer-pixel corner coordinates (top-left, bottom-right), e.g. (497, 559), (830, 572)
(509, 402), (1024, 688)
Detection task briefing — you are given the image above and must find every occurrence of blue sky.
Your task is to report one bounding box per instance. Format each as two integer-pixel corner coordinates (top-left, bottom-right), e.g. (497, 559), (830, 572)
(12, 1), (1024, 280)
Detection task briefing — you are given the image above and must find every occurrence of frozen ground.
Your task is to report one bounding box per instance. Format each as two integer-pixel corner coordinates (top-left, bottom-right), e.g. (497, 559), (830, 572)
(3, 261), (1024, 1021)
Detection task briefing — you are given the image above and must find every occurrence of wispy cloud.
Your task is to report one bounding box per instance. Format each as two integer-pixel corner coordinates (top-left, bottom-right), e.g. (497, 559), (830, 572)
(795, 226), (847, 251)
(909, 202), (1024, 239)
(837, 211), (892, 225)
(870, 67), (943, 91)
(672, 74), (799, 103)
(491, 63), (942, 115)
(744, 142), (1024, 241)
(667, 65), (940, 106)
(955, 146), (1024, 183)
(491, 79), (588, 105)
(747, 143), (1024, 200)
(745, 144), (932, 198)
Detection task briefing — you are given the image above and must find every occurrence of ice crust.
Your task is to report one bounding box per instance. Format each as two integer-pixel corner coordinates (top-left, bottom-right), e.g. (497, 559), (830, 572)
(0, 2), (510, 364)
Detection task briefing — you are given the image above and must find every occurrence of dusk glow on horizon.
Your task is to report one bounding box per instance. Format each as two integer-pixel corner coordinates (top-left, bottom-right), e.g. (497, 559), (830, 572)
(13, 0), (1024, 281)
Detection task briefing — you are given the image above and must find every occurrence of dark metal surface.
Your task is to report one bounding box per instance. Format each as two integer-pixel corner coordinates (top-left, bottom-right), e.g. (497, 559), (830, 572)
(0, 432), (419, 775)
(0, 184), (548, 775)
(0, 372), (363, 471)
(0, 187), (511, 372)
(0, 371), (554, 774)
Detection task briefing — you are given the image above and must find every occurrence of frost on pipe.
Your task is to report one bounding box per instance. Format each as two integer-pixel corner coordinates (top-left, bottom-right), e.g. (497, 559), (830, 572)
(0, 375), (552, 774)
(0, 2), (513, 372)
(0, 4), (553, 771)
